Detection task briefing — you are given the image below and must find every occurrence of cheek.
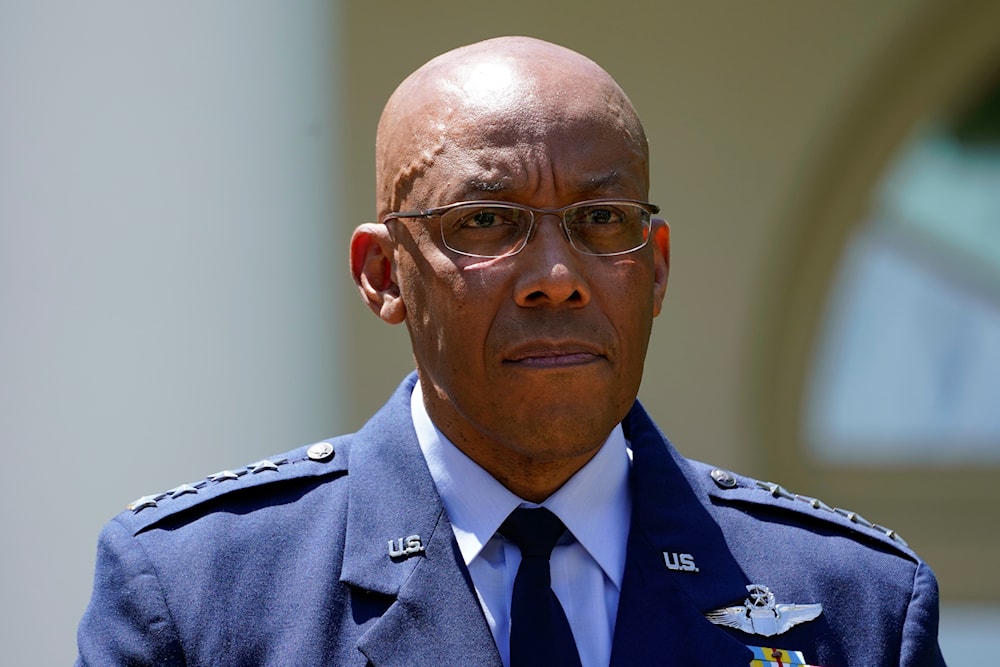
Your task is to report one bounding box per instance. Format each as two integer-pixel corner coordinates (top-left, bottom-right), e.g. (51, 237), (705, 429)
(435, 267), (505, 347)
(603, 264), (657, 353)
(398, 249), (499, 355)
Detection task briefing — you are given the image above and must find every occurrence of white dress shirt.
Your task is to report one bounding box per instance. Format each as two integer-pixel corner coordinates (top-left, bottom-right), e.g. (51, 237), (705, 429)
(411, 381), (632, 667)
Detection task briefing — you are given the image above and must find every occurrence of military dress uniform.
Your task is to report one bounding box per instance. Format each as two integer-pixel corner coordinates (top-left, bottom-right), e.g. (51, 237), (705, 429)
(76, 374), (946, 666)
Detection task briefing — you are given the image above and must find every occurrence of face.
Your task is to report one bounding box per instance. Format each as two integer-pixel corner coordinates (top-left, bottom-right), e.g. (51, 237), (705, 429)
(353, 43), (669, 498)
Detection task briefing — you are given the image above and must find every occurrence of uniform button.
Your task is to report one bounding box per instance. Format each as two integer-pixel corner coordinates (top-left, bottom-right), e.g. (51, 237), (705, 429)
(307, 442), (335, 461)
(711, 468), (737, 489)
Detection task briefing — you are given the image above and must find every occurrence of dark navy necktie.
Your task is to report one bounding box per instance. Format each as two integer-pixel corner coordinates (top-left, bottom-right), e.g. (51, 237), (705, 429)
(499, 508), (583, 667)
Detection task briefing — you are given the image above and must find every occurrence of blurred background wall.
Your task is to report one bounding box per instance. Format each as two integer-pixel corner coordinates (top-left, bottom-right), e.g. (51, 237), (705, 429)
(2, 0), (998, 663)
(1, 2), (343, 664)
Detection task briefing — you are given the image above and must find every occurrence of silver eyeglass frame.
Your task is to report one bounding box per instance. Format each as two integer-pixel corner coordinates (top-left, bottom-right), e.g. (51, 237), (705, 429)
(381, 198), (660, 258)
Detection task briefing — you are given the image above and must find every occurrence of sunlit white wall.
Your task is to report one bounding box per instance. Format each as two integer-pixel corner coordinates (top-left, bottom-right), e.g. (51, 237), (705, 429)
(0, 3), (342, 664)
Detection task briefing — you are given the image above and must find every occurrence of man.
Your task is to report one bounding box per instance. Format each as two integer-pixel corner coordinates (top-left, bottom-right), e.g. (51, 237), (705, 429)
(77, 37), (945, 666)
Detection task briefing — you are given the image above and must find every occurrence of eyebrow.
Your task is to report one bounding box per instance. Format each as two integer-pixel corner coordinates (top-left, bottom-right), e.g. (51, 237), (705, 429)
(466, 179), (508, 193)
(583, 170), (622, 192)
(461, 170), (623, 200)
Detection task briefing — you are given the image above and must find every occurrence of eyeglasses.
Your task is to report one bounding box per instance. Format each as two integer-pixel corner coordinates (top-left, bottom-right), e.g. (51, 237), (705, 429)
(381, 198), (659, 258)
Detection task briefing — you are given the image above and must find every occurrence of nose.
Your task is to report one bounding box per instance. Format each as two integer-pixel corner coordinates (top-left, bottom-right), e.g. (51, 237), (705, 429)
(512, 214), (592, 307)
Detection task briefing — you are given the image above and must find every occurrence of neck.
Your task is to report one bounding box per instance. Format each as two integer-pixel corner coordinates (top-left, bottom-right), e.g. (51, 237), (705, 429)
(472, 448), (602, 503)
(415, 378), (614, 502)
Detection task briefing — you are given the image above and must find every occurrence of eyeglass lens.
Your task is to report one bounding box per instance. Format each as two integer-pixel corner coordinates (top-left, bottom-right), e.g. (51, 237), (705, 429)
(439, 202), (651, 258)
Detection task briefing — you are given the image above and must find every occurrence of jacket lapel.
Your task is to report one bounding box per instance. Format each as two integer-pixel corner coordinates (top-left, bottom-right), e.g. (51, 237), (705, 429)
(339, 379), (752, 665)
(611, 402), (753, 665)
(340, 376), (501, 667)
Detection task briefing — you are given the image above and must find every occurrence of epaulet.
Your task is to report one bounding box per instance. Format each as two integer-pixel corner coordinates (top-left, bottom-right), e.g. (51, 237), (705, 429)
(120, 440), (346, 532)
(699, 464), (911, 552)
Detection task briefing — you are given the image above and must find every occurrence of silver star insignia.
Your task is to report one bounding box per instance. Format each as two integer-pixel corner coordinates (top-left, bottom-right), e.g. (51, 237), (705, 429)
(208, 470), (240, 483)
(169, 483), (199, 499)
(705, 584), (823, 637)
(249, 459), (279, 474)
(127, 495), (159, 513)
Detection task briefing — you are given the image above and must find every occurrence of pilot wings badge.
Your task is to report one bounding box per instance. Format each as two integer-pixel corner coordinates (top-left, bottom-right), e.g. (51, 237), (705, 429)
(705, 584), (822, 637)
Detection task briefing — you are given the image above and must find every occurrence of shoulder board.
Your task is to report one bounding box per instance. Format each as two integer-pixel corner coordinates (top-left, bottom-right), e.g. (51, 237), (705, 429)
(119, 439), (348, 533)
(697, 463), (912, 553)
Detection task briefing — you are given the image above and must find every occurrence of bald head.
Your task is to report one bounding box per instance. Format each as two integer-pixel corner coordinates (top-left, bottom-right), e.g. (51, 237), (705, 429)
(375, 36), (648, 215)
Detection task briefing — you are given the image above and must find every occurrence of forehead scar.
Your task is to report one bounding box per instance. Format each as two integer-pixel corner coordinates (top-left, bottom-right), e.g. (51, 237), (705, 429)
(390, 135), (446, 210)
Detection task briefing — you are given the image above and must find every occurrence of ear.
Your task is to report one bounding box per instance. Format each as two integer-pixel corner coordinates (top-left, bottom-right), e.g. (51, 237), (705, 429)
(650, 218), (670, 317)
(350, 223), (406, 325)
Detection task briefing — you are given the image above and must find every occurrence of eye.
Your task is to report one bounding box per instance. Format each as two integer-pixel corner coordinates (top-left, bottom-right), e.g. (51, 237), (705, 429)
(467, 209), (500, 228)
(587, 208), (615, 224)
(570, 205), (626, 226)
(451, 206), (522, 229)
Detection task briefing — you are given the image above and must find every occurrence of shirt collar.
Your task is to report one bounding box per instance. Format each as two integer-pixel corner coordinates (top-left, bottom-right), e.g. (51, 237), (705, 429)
(412, 380), (632, 589)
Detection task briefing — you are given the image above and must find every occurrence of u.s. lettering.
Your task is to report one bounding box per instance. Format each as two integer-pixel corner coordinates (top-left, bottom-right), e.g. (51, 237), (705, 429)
(663, 551), (699, 572)
(388, 534), (425, 558)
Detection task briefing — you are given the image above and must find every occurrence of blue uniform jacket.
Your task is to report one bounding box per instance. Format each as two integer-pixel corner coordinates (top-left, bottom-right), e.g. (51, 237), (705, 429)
(77, 375), (946, 665)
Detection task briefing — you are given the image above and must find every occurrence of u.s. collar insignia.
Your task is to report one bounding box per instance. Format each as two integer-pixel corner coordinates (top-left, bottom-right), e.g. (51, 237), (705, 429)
(705, 584), (822, 637)
(388, 534), (425, 560)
